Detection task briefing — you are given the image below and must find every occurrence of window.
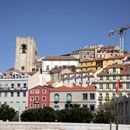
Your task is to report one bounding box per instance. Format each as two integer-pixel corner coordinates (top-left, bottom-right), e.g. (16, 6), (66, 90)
(66, 93), (72, 103)
(32, 68), (35, 72)
(113, 68), (116, 73)
(16, 101), (19, 107)
(30, 104), (34, 109)
(21, 66), (25, 71)
(126, 75), (130, 80)
(21, 44), (27, 53)
(4, 92), (7, 97)
(46, 65), (50, 71)
(42, 89), (46, 94)
(113, 92), (116, 97)
(22, 101), (26, 107)
(4, 102), (7, 105)
(90, 93), (95, 100)
(113, 83), (116, 89)
(100, 84), (103, 89)
(17, 83), (20, 88)
(106, 76), (109, 80)
(100, 76), (103, 81)
(23, 92), (26, 97)
(42, 104), (46, 108)
(54, 105), (59, 110)
(120, 76), (123, 80)
(42, 96), (46, 101)
(90, 104), (95, 111)
(126, 83), (130, 89)
(35, 96), (39, 102)
(11, 84), (14, 88)
(113, 76), (116, 80)
(11, 92), (14, 97)
(17, 92), (20, 97)
(54, 94), (59, 103)
(83, 93), (88, 100)
(35, 104), (39, 108)
(35, 89), (40, 94)
(30, 96), (34, 101)
(10, 101), (13, 107)
(23, 83), (27, 88)
(106, 84), (109, 89)
(30, 89), (34, 94)
(99, 93), (102, 101)
(5, 84), (8, 87)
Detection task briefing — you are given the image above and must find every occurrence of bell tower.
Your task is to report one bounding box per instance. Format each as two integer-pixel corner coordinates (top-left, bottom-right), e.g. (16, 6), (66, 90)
(15, 37), (38, 72)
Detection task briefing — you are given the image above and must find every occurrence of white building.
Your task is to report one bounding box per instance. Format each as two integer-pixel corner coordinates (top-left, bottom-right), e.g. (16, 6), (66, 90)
(0, 71), (29, 113)
(50, 85), (97, 111)
(42, 56), (79, 72)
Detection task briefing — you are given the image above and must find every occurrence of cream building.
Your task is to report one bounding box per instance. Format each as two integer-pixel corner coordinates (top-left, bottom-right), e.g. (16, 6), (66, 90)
(15, 37), (39, 72)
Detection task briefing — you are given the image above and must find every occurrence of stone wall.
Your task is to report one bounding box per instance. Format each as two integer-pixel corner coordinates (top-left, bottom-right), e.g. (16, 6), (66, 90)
(0, 122), (130, 130)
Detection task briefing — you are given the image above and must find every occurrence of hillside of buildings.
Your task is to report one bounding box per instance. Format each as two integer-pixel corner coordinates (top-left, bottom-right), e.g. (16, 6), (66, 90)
(1, 37), (130, 124)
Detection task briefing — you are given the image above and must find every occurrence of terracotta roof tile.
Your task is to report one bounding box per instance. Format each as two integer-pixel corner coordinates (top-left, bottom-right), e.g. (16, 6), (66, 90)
(50, 85), (96, 92)
(43, 56), (79, 60)
(80, 54), (130, 63)
(46, 81), (55, 85)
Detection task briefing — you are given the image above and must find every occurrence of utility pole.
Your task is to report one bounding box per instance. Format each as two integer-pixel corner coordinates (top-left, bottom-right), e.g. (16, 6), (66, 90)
(108, 25), (130, 55)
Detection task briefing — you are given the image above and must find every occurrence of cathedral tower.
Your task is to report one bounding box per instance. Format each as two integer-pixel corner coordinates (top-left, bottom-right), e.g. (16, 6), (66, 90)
(15, 37), (38, 72)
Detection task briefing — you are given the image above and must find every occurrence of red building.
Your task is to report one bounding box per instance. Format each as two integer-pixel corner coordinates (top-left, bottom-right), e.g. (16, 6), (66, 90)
(28, 86), (52, 109)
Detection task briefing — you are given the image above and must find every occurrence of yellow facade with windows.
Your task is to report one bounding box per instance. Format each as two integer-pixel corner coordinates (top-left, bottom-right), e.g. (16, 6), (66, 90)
(96, 64), (130, 105)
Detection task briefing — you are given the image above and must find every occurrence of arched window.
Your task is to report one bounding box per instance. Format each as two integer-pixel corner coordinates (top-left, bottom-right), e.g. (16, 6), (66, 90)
(54, 94), (59, 103)
(66, 93), (72, 103)
(21, 44), (27, 53)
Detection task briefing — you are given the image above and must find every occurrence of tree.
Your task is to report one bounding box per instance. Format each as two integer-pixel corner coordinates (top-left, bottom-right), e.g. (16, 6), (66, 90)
(57, 107), (93, 123)
(93, 110), (115, 123)
(21, 107), (56, 122)
(0, 104), (16, 121)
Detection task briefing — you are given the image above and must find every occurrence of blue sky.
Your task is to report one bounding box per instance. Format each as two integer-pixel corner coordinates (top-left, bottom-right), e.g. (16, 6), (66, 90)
(0, 0), (130, 72)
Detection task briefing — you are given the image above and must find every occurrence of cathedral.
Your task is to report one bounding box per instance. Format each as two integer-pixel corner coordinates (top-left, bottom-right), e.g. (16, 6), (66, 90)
(14, 37), (40, 72)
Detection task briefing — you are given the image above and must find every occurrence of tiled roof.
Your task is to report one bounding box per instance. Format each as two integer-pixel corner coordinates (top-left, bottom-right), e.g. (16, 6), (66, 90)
(80, 54), (130, 63)
(50, 86), (96, 92)
(43, 56), (79, 60)
(46, 81), (55, 85)
(29, 85), (53, 91)
(98, 63), (130, 75)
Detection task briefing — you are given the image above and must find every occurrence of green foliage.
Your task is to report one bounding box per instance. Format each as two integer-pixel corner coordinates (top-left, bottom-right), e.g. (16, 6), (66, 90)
(21, 105), (115, 123)
(0, 104), (16, 121)
(93, 110), (115, 124)
(21, 107), (56, 122)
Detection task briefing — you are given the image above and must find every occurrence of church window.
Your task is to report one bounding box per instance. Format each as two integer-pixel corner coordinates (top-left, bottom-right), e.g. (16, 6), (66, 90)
(21, 44), (27, 53)
(21, 66), (25, 70)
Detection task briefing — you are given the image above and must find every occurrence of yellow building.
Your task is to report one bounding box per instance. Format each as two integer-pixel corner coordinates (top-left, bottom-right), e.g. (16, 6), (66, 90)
(96, 62), (130, 105)
(77, 54), (130, 73)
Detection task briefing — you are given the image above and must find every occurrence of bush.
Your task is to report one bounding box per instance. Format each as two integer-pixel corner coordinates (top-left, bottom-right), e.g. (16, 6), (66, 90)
(0, 104), (16, 121)
(93, 110), (115, 123)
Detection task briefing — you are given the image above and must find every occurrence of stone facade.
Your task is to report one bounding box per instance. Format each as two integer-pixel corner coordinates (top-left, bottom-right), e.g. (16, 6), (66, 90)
(15, 37), (38, 72)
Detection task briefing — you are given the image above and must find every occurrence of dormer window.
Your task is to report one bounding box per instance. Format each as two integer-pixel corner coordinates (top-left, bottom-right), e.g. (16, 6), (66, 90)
(21, 44), (27, 53)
